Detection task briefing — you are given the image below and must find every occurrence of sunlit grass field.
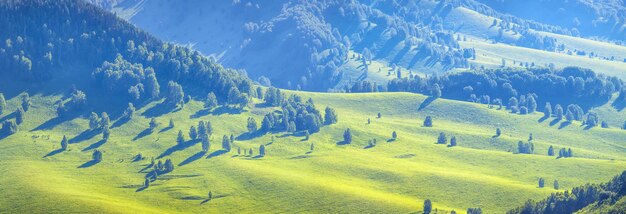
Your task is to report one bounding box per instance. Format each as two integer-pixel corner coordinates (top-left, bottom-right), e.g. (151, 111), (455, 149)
(1, 88), (625, 213)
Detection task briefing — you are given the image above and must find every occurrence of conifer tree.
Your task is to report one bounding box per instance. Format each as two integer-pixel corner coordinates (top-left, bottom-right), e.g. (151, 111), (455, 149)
(423, 116), (433, 127)
(177, 130), (185, 145)
(61, 135), (68, 151)
(0, 93), (5, 115)
(343, 128), (352, 144)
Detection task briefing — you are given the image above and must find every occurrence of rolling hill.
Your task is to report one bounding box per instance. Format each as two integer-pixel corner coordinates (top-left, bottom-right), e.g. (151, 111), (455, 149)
(1, 0), (626, 213)
(1, 85), (626, 213)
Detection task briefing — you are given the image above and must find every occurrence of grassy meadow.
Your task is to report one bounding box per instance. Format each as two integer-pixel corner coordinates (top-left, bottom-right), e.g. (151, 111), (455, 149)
(1, 88), (625, 213)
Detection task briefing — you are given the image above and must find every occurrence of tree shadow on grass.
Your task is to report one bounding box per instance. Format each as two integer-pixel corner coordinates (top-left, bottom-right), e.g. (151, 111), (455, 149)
(111, 116), (130, 129)
(538, 115), (549, 123)
(69, 129), (100, 144)
(549, 118), (562, 126)
(612, 98), (625, 112)
(82, 139), (106, 151)
(558, 121), (571, 129)
(0, 111), (16, 125)
(156, 140), (200, 159)
(159, 126), (173, 133)
(43, 148), (64, 157)
(190, 109), (211, 119)
(363, 144), (375, 149)
(179, 151), (207, 166)
(142, 101), (179, 118)
(31, 110), (82, 131)
(418, 97), (437, 111)
(336, 141), (350, 145)
(133, 128), (154, 141)
(236, 131), (264, 141)
(78, 160), (99, 168)
(136, 186), (147, 192)
(387, 138), (396, 142)
(206, 150), (227, 159)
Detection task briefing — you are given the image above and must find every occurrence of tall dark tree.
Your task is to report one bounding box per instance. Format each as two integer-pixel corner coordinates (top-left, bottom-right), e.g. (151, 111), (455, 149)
(0, 93), (6, 115)
(61, 135), (68, 151)
(423, 116), (433, 127)
(100, 112), (110, 130)
(527, 95), (537, 113)
(166, 81), (184, 107)
(548, 146), (555, 156)
(21, 93), (31, 112)
(169, 119), (175, 128)
(124, 103), (136, 119)
(343, 128), (352, 144)
(89, 112), (100, 131)
(437, 132), (447, 144)
(177, 130), (185, 145)
(189, 126), (198, 140)
(102, 128), (110, 141)
(247, 117), (257, 133)
(423, 199), (432, 214)
(259, 145), (266, 157)
(15, 107), (25, 125)
(553, 180), (559, 190)
(391, 131), (397, 140)
(431, 84), (442, 98)
(450, 136), (457, 147)
(201, 134), (210, 152)
(538, 178), (545, 188)
(222, 135), (231, 151)
(495, 128), (501, 137)
(544, 102), (552, 118)
(554, 104), (564, 120)
(324, 107), (338, 125)
(205, 92), (218, 109)
(164, 159), (174, 172)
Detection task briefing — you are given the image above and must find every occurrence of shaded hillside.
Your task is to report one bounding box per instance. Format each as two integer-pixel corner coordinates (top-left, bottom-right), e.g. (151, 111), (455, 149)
(88, 0), (475, 91)
(0, 0), (253, 111)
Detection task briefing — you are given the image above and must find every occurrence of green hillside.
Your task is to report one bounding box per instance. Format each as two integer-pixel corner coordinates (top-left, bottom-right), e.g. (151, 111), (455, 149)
(1, 88), (625, 213)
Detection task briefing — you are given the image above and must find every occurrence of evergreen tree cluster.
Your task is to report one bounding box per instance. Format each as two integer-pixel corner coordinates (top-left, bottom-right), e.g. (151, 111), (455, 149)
(0, 0), (252, 103)
(507, 170), (626, 214)
(262, 89), (334, 134)
(517, 141), (534, 154)
(353, 67), (622, 112)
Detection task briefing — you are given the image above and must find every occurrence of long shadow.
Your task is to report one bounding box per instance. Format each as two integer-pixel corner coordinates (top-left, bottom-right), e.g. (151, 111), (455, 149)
(387, 138), (396, 142)
(78, 160), (99, 168)
(179, 151), (207, 166)
(31, 116), (66, 131)
(236, 131), (264, 141)
(43, 148), (64, 157)
(206, 150), (227, 159)
(159, 126), (173, 133)
(82, 139), (106, 151)
(200, 199), (211, 205)
(391, 43), (411, 65)
(156, 140), (200, 159)
(363, 144), (375, 149)
(190, 109), (211, 119)
(142, 101), (177, 118)
(612, 99), (625, 112)
(538, 116), (549, 123)
(133, 128), (154, 141)
(69, 129), (100, 144)
(583, 125), (594, 130)
(549, 118), (562, 127)
(336, 141), (350, 145)
(136, 186), (147, 192)
(558, 121), (571, 129)
(0, 111), (16, 125)
(252, 155), (264, 159)
(418, 97), (437, 111)
(111, 116), (130, 129)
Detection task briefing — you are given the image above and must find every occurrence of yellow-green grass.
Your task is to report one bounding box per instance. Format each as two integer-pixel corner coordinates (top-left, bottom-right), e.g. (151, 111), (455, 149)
(0, 90), (625, 213)
(460, 39), (626, 80)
